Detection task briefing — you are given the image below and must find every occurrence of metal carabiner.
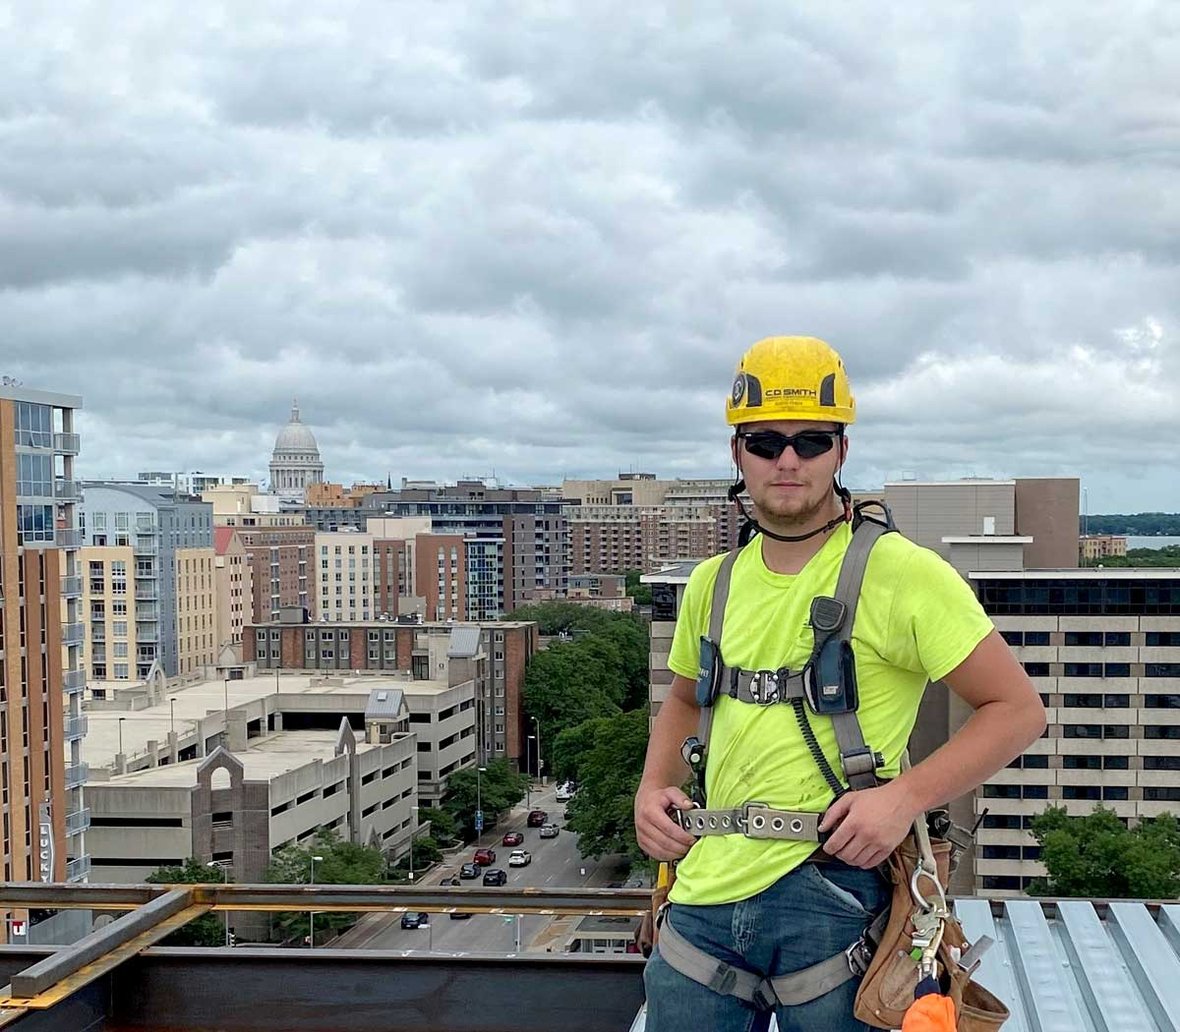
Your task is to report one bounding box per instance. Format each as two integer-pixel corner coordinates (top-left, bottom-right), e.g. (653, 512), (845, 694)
(910, 862), (948, 915)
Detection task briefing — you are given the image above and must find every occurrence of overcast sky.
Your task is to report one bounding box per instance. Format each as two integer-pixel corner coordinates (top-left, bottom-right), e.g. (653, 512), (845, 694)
(3, 3), (1178, 512)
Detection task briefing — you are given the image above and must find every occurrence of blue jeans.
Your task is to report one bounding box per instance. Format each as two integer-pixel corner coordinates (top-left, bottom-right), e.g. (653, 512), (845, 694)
(643, 860), (889, 1032)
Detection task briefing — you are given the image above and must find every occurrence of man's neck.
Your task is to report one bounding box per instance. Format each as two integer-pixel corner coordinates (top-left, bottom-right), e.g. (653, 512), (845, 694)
(756, 496), (846, 575)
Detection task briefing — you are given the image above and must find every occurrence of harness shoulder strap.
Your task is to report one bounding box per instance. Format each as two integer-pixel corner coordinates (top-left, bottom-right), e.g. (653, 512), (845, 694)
(695, 549), (740, 757)
(828, 520), (889, 790)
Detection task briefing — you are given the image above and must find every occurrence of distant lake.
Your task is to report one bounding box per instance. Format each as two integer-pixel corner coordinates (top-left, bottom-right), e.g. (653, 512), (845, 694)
(1126, 536), (1180, 550)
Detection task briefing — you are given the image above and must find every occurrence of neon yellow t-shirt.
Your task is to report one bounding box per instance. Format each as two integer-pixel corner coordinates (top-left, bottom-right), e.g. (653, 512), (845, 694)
(665, 522), (993, 906)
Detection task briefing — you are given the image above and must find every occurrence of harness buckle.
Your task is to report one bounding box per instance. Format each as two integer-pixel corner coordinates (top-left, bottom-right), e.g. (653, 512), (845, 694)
(751, 980), (779, 1011)
(742, 801), (774, 838)
(845, 935), (874, 976)
(748, 669), (788, 705)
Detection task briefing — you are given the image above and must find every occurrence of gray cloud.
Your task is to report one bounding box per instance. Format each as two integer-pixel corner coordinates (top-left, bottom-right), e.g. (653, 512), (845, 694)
(2, 2), (1179, 512)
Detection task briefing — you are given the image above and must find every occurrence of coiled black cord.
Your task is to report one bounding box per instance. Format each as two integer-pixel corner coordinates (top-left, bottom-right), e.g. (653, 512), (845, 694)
(791, 697), (845, 798)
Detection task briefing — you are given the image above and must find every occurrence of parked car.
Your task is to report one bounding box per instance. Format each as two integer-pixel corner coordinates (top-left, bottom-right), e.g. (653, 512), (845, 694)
(508, 849), (532, 867)
(440, 876), (460, 886)
(502, 831), (524, 846)
(459, 863), (480, 879)
(473, 848), (497, 866)
(482, 868), (508, 886)
(539, 823), (560, 839)
(555, 786), (574, 803)
(449, 909), (472, 921)
(563, 807), (572, 820)
(526, 810), (548, 828)
(400, 912), (427, 930)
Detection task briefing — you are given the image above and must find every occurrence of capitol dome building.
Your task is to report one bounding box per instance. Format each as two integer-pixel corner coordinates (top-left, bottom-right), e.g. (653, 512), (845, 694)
(269, 399), (325, 497)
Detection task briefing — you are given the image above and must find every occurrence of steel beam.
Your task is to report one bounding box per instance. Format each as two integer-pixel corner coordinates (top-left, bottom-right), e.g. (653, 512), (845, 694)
(5, 890), (201, 1000)
(0, 883), (652, 917)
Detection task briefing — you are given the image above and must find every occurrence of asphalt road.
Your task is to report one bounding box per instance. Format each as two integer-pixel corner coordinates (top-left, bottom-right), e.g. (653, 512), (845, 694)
(333, 783), (630, 953)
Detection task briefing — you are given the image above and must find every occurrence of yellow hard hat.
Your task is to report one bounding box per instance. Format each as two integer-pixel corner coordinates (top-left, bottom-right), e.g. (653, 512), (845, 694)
(726, 336), (856, 426)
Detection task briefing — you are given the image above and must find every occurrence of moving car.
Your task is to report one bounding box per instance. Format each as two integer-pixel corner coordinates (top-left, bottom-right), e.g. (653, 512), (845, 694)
(501, 831), (524, 846)
(458, 863), (480, 879)
(473, 848), (497, 866)
(539, 823), (560, 839)
(400, 912), (427, 930)
(482, 868), (508, 886)
(526, 810), (548, 828)
(555, 785), (574, 803)
(508, 849), (532, 867)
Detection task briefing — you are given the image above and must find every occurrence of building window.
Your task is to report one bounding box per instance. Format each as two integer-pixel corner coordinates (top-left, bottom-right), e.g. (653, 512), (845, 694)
(1104, 632), (1131, 647)
(1022, 663), (1050, 677)
(1063, 631), (1103, 647)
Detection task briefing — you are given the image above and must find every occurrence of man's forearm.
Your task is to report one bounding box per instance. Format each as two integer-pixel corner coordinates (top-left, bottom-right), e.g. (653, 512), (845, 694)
(891, 699), (1046, 816)
(639, 689), (700, 792)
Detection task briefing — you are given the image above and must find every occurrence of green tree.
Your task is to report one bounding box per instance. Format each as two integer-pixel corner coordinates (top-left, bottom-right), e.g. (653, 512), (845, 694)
(265, 827), (390, 943)
(146, 858), (232, 946)
(441, 759), (528, 838)
(557, 708), (650, 864)
(388, 835), (444, 882)
(624, 570), (653, 607)
(1027, 806), (1180, 899)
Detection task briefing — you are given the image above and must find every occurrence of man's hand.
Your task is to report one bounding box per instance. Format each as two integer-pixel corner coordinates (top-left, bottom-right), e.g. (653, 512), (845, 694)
(817, 780), (922, 869)
(635, 784), (699, 861)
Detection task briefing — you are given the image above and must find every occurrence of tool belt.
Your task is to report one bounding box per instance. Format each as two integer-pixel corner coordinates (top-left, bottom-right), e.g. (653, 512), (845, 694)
(853, 823), (1009, 1031)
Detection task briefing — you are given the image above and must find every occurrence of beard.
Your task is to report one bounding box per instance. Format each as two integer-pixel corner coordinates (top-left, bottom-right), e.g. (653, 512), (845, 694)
(750, 481), (838, 533)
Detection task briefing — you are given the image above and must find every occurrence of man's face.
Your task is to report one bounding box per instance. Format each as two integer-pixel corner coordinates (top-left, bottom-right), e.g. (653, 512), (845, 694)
(731, 419), (847, 528)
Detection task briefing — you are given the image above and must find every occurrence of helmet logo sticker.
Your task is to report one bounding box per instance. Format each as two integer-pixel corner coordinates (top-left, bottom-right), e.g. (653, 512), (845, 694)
(731, 375), (746, 405)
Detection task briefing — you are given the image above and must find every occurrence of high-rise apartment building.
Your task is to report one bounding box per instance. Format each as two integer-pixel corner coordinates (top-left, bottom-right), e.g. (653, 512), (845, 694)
(309, 480), (568, 616)
(969, 569), (1180, 896)
(175, 547), (217, 676)
(314, 531), (377, 622)
(0, 384), (87, 892)
(231, 525), (315, 624)
(79, 546), (136, 683)
(79, 484), (214, 677)
(213, 529), (254, 663)
(563, 476), (740, 575)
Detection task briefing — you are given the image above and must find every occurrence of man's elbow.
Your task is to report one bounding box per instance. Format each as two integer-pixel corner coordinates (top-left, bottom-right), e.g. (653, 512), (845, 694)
(1020, 694), (1048, 748)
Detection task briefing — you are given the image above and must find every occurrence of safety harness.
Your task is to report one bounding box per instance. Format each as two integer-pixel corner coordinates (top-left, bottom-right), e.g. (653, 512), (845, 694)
(654, 502), (918, 1010)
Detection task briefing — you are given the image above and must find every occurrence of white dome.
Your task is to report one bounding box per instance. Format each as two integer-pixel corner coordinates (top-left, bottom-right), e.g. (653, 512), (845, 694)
(272, 400), (320, 456)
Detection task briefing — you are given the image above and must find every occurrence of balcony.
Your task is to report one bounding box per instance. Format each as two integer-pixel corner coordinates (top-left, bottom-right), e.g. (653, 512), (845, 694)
(133, 537), (158, 556)
(65, 762), (89, 789)
(135, 605), (159, 622)
(65, 854), (91, 881)
(135, 584), (158, 600)
(60, 575), (82, 597)
(54, 478), (82, 502)
(65, 714), (89, 741)
(63, 669), (86, 693)
(135, 518), (156, 533)
(53, 431), (80, 454)
(136, 625), (159, 643)
(61, 622), (84, 646)
(55, 528), (82, 548)
(91, 627), (107, 643)
(65, 808), (91, 837)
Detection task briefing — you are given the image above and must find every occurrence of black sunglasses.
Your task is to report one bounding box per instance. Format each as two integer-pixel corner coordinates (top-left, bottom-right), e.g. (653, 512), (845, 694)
(737, 429), (842, 461)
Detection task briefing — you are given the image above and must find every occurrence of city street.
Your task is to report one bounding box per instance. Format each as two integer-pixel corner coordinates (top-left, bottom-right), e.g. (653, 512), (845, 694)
(332, 783), (631, 953)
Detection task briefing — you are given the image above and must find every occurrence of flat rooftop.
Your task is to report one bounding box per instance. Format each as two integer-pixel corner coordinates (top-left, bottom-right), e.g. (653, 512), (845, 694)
(82, 671), (444, 768)
(99, 729), (374, 788)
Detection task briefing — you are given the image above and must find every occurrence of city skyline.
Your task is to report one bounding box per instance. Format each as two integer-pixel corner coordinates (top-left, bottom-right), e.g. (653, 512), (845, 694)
(3, 5), (1178, 512)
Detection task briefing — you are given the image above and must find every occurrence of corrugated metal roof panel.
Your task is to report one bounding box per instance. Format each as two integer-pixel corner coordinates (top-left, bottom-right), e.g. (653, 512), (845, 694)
(447, 625), (482, 658)
(632, 899), (1180, 1032)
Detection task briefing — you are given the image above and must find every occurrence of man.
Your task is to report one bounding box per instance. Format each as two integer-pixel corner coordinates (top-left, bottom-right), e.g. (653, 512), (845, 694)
(635, 336), (1046, 1032)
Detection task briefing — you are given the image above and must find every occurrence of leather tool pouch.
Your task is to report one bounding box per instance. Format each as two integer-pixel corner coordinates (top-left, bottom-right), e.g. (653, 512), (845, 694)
(853, 838), (1009, 1031)
(635, 865), (676, 959)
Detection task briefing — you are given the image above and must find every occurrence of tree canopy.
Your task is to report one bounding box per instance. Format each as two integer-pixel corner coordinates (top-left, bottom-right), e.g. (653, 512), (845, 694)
(265, 827), (390, 943)
(1081, 545), (1180, 568)
(146, 858), (232, 946)
(1027, 806), (1180, 899)
(556, 708), (650, 864)
(440, 758), (528, 838)
(1083, 513), (1180, 536)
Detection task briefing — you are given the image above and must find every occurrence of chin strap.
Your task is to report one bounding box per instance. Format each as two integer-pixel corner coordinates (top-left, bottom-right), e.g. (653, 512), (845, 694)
(728, 480), (853, 546)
